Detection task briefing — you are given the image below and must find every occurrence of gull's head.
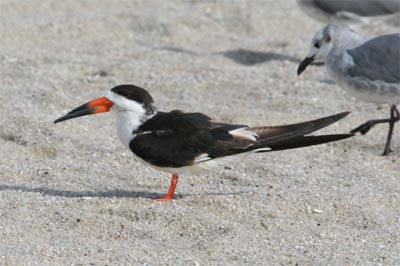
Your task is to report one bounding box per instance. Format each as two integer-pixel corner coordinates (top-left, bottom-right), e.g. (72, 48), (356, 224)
(54, 84), (157, 124)
(297, 24), (349, 75)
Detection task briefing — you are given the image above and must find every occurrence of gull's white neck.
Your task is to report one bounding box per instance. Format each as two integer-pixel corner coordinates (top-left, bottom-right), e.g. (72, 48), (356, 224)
(329, 31), (371, 58)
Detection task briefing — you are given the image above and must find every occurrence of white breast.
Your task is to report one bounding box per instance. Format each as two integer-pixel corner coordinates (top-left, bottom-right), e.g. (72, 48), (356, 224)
(115, 111), (141, 147)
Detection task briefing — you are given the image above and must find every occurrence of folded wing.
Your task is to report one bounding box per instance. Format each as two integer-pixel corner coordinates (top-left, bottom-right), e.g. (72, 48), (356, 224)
(347, 34), (400, 83)
(129, 111), (352, 168)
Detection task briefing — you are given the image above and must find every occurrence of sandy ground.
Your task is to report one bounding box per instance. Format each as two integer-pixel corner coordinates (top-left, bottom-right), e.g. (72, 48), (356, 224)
(1, 0), (399, 265)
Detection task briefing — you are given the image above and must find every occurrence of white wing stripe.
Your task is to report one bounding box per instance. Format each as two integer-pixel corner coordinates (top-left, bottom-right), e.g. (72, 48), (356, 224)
(229, 128), (259, 141)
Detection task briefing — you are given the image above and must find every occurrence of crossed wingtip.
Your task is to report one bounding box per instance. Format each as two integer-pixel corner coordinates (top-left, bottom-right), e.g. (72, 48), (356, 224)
(338, 111), (351, 118)
(324, 111), (351, 123)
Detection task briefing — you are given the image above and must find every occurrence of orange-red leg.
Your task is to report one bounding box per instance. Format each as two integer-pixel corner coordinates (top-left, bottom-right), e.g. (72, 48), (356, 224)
(156, 174), (179, 202)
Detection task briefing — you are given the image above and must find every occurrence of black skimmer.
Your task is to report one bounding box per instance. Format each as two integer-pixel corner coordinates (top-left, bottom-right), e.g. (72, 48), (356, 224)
(54, 84), (352, 202)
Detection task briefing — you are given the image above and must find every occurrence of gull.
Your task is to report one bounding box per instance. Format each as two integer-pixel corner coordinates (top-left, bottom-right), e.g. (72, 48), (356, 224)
(298, 24), (400, 155)
(296, 0), (400, 25)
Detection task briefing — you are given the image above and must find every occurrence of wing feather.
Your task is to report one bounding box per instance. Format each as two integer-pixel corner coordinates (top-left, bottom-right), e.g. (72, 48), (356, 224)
(129, 111), (351, 168)
(130, 111), (251, 167)
(248, 112), (349, 145)
(347, 34), (400, 83)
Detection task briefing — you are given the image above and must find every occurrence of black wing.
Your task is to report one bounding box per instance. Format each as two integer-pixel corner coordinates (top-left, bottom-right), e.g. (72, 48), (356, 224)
(129, 111), (352, 168)
(246, 112), (352, 152)
(129, 111), (251, 168)
(347, 34), (400, 83)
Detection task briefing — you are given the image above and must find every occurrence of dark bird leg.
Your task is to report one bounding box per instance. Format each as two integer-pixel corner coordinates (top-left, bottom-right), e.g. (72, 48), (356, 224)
(156, 174), (179, 202)
(382, 105), (399, 156)
(351, 105), (399, 155)
(351, 118), (393, 135)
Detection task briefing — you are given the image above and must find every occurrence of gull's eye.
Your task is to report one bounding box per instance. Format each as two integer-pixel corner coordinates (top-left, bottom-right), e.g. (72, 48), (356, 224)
(314, 41), (321, 48)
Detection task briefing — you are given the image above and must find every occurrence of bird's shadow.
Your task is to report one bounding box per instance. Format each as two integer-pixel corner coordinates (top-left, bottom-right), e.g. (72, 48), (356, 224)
(155, 45), (300, 66)
(0, 184), (161, 199)
(221, 48), (301, 65)
(319, 79), (335, 85)
(0, 184), (248, 200)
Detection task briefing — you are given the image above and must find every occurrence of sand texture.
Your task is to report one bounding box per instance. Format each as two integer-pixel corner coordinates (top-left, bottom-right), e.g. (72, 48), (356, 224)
(1, 0), (399, 265)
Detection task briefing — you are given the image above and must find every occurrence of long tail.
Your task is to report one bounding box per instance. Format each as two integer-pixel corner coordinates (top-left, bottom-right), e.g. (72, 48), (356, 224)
(249, 112), (352, 152)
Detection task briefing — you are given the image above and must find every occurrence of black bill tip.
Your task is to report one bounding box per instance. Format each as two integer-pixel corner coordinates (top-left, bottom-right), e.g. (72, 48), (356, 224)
(297, 56), (315, 76)
(54, 104), (97, 124)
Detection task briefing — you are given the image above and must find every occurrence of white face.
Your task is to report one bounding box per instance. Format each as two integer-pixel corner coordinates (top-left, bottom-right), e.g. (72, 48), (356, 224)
(306, 28), (334, 62)
(105, 90), (148, 114)
(105, 90), (157, 147)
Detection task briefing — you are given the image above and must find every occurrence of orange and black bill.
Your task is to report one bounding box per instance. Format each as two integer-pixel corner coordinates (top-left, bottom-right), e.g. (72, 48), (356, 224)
(54, 97), (114, 124)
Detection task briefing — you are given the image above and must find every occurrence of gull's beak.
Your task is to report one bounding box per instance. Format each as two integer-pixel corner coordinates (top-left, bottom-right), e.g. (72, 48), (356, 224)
(54, 97), (114, 124)
(297, 55), (315, 76)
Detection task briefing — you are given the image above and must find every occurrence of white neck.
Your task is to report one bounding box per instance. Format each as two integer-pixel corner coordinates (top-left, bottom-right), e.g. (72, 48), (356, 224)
(115, 110), (156, 147)
(326, 32), (371, 76)
(105, 90), (157, 147)
(330, 31), (371, 57)
(115, 111), (140, 147)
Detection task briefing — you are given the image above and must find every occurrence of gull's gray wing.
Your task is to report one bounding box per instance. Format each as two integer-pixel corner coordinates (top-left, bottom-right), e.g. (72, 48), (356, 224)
(347, 34), (400, 83)
(299, 0), (400, 16)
